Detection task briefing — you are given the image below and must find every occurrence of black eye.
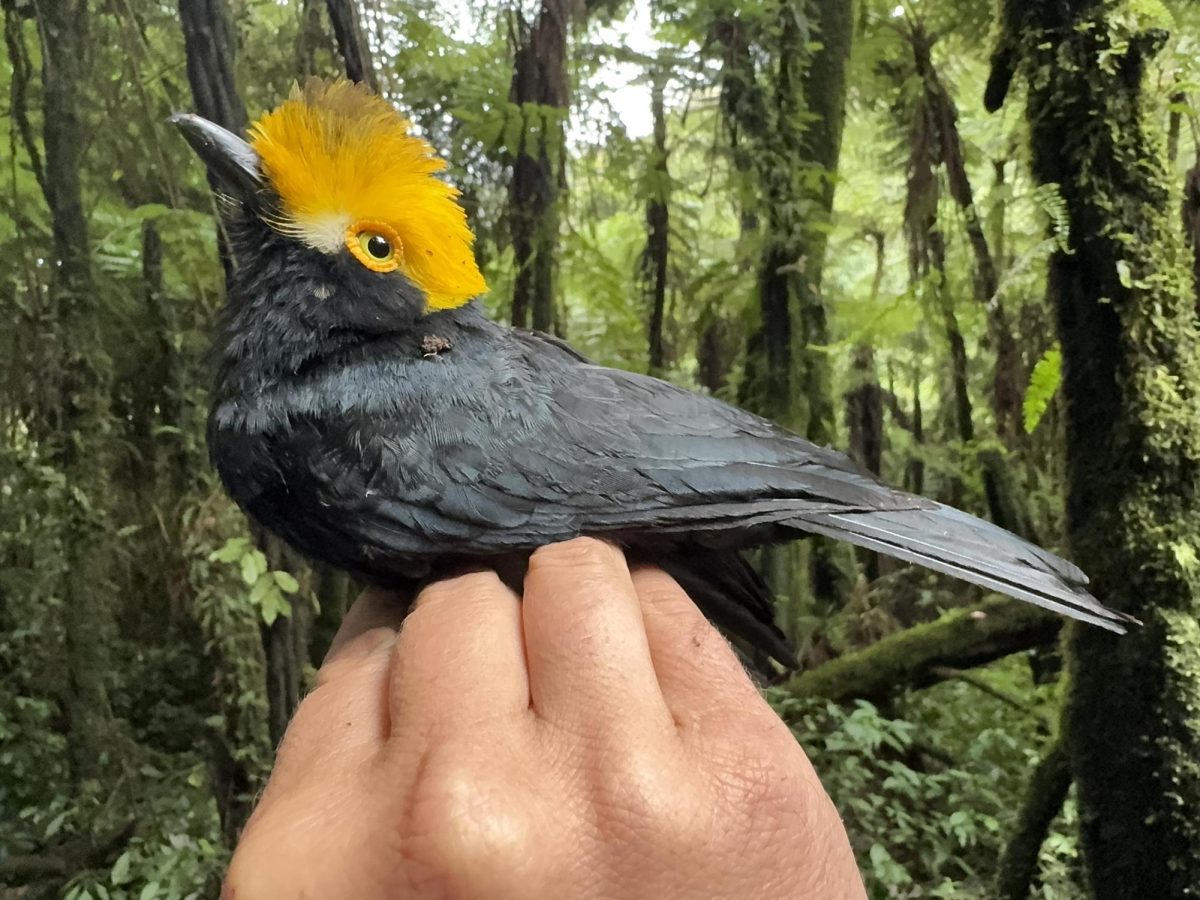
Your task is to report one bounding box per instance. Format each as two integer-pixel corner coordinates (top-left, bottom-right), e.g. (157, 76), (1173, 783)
(365, 234), (391, 259)
(351, 228), (399, 270)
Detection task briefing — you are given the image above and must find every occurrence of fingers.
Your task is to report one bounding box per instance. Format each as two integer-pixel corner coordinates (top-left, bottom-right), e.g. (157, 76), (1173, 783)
(630, 566), (764, 724)
(260, 589), (403, 804)
(322, 586), (406, 665)
(521, 538), (673, 733)
(388, 569), (529, 735)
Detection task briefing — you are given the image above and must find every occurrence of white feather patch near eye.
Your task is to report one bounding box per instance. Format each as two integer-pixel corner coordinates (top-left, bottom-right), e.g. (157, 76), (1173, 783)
(295, 213), (352, 254)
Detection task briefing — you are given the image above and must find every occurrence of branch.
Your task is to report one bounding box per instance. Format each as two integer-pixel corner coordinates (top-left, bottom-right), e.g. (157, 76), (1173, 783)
(0, 820), (134, 887)
(0, 854), (67, 882)
(781, 597), (1060, 703)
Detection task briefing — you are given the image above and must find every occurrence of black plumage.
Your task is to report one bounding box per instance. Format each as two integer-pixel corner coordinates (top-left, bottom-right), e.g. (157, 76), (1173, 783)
(172, 106), (1133, 672)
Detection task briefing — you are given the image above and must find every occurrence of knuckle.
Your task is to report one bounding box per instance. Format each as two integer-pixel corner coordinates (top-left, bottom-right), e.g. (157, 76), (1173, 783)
(629, 566), (685, 602)
(591, 744), (693, 839)
(530, 537), (623, 576)
(415, 569), (507, 611)
(400, 755), (539, 888)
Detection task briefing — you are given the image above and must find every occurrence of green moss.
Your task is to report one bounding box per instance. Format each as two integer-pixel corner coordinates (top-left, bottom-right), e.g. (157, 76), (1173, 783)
(783, 596), (1059, 702)
(1005, 0), (1200, 894)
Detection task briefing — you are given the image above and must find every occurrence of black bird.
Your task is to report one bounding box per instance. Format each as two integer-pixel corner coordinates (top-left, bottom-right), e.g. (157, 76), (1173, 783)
(173, 80), (1131, 669)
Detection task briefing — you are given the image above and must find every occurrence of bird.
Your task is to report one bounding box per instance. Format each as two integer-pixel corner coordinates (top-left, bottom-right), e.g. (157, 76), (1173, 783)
(172, 78), (1131, 670)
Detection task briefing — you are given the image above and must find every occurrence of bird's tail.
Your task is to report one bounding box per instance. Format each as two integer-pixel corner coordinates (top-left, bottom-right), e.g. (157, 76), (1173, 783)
(791, 502), (1136, 632)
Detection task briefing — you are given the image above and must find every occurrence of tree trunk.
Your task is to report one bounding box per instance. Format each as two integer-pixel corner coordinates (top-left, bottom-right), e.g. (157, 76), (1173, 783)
(178, 0), (248, 279)
(792, 0), (851, 451)
(845, 345), (883, 581)
(739, 0), (855, 632)
(641, 69), (670, 375)
(296, 0), (331, 77)
(36, 0), (117, 785)
(845, 346), (883, 477)
(324, 0), (377, 91)
(994, 2), (1200, 894)
(995, 733), (1072, 900)
(908, 23), (1024, 448)
(1183, 164), (1200, 309)
(507, 0), (573, 333)
(177, 0), (265, 838)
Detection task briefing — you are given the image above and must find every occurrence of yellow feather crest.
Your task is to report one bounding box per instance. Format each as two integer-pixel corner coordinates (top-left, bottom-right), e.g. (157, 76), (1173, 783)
(249, 79), (487, 309)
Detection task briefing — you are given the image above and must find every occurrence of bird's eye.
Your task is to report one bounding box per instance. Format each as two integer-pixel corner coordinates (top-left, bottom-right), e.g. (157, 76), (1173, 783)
(360, 232), (392, 261)
(346, 222), (402, 273)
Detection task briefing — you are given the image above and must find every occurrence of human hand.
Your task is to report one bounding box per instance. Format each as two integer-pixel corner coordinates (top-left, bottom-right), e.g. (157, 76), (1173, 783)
(223, 538), (865, 899)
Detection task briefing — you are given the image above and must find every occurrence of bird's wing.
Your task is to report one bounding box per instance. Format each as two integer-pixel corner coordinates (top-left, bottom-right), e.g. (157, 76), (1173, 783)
(301, 330), (1131, 633)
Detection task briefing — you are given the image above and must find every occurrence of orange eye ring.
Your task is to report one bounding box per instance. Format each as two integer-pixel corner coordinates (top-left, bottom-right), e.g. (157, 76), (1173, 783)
(346, 221), (403, 273)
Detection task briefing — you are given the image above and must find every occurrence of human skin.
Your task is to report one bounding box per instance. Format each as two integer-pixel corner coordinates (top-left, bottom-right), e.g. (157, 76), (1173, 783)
(222, 538), (866, 899)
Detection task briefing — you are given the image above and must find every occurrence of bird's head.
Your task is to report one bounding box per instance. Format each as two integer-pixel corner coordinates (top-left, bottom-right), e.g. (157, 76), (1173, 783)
(172, 79), (487, 315)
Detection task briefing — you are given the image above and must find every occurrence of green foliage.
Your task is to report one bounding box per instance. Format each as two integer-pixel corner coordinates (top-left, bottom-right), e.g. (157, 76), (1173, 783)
(209, 537), (300, 626)
(4, 0), (1194, 895)
(771, 659), (1086, 899)
(1024, 344), (1062, 434)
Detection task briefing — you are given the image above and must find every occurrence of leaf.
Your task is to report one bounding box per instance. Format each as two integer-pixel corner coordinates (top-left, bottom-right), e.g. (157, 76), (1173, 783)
(111, 851), (133, 885)
(259, 585), (285, 626)
(249, 575), (272, 605)
(130, 203), (171, 221)
(1116, 259), (1133, 288)
(209, 537), (248, 564)
(1023, 345), (1062, 434)
(1171, 541), (1198, 572)
(273, 571), (299, 594)
(44, 810), (67, 838)
(240, 553), (260, 586)
(139, 882), (161, 900)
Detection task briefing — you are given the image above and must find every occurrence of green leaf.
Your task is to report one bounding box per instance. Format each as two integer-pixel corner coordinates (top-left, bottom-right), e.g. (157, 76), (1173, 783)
(240, 553), (259, 586)
(1116, 259), (1133, 288)
(249, 574), (272, 605)
(259, 585), (288, 626)
(1171, 541), (1198, 572)
(1023, 344), (1062, 434)
(44, 810), (67, 838)
(209, 537), (249, 563)
(139, 882), (161, 900)
(111, 850), (133, 885)
(130, 203), (171, 221)
(273, 571), (300, 593)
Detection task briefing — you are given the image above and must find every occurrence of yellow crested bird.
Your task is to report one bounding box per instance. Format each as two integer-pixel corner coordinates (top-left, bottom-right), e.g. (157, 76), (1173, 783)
(172, 79), (1132, 670)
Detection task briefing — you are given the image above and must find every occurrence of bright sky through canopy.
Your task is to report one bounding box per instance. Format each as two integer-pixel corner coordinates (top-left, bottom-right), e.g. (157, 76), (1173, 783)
(447, 0), (659, 139)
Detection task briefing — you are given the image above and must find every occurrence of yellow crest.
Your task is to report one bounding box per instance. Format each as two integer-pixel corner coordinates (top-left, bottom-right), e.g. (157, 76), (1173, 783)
(249, 79), (487, 309)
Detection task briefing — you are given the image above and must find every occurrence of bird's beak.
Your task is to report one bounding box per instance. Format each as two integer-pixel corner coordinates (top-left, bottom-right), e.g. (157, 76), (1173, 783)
(170, 113), (263, 200)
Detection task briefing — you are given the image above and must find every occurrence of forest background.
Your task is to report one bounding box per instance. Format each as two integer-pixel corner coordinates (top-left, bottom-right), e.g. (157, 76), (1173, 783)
(4, 0), (1200, 898)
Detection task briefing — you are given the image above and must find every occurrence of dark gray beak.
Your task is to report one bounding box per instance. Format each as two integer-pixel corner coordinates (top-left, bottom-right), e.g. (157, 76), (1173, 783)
(170, 113), (263, 199)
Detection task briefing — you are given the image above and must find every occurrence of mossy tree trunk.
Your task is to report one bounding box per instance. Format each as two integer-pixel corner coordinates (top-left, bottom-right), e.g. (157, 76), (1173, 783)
(324, 0), (377, 91)
(995, 733), (1072, 900)
(179, 0), (248, 280)
(641, 67), (670, 375)
(725, 0), (855, 639)
(179, 0), (274, 838)
(37, 0), (118, 784)
(992, 2), (1200, 894)
(507, 0), (575, 334)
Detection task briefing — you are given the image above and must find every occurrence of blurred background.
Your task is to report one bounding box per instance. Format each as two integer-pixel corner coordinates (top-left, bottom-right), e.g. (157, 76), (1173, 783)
(3, 0), (1200, 897)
